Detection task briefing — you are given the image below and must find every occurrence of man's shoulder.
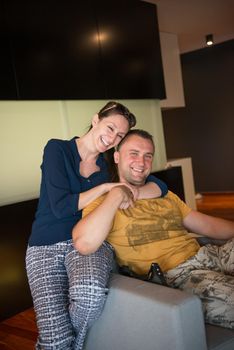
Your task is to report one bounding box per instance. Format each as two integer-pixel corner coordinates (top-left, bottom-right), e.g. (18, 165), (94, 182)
(136, 191), (178, 204)
(134, 191), (188, 211)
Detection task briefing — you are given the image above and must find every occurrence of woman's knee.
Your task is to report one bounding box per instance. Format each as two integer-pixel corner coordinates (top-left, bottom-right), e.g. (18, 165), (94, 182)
(69, 283), (109, 327)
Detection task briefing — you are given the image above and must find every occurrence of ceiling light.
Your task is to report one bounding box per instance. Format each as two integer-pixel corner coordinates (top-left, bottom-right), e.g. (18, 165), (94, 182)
(206, 34), (213, 46)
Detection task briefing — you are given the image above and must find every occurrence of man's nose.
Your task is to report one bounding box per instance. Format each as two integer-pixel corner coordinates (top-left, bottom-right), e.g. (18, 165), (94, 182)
(137, 155), (145, 165)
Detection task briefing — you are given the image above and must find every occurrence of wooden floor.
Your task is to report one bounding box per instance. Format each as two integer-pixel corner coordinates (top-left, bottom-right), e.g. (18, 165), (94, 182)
(0, 308), (37, 350)
(0, 193), (233, 350)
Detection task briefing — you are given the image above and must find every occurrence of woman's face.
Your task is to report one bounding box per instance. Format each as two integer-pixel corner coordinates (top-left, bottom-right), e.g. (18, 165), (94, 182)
(92, 114), (130, 152)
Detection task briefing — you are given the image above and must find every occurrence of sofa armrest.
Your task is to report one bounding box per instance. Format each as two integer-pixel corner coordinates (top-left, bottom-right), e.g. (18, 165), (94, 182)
(84, 273), (207, 350)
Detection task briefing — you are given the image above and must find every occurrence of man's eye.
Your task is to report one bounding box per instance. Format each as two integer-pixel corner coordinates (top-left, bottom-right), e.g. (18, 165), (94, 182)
(108, 126), (114, 131)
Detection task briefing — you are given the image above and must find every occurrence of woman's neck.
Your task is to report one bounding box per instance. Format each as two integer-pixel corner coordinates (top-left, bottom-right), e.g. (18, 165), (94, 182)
(76, 134), (99, 162)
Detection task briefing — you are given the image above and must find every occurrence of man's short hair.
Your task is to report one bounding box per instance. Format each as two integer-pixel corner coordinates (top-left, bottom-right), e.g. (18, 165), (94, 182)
(116, 129), (155, 152)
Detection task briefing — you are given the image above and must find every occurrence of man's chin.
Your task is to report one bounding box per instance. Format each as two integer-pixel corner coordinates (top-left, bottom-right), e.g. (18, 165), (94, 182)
(128, 179), (145, 186)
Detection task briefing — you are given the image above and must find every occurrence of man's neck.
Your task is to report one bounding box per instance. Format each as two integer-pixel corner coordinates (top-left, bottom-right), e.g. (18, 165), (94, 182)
(119, 177), (144, 189)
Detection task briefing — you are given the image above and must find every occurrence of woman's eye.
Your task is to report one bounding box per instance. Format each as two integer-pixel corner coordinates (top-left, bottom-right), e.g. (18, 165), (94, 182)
(108, 126), (114, 131)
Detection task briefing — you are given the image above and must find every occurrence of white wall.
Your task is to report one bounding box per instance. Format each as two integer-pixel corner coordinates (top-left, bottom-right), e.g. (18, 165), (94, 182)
(0, 99), (167, 206)
(167, 157), (197, 210)
(159, 32), (185, 109)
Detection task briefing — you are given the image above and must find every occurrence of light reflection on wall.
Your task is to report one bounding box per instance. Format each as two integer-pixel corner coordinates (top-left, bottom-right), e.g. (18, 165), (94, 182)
(92, 31), (110, 44)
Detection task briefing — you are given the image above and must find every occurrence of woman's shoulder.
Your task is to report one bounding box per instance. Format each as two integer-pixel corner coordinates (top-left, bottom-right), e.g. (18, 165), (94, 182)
(45, 137), (77, 151)
(42, 138), (79, 164)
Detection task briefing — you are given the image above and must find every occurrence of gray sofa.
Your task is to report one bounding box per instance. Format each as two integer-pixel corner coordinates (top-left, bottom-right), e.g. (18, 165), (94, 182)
(84, 272), (234, 350)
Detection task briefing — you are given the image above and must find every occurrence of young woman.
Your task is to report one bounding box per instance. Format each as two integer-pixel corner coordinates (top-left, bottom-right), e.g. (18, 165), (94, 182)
(26, 101), (167, 350)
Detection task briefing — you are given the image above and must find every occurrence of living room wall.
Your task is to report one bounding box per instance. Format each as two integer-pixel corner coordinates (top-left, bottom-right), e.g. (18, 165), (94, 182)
(162, 39), (234, 193)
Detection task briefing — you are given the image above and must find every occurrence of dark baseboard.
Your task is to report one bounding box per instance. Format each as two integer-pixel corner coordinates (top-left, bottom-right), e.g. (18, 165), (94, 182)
(0, 199), (38, 321)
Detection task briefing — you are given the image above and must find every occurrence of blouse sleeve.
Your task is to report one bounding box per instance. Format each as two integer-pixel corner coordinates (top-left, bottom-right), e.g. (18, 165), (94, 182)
(42, 140), (80, 218)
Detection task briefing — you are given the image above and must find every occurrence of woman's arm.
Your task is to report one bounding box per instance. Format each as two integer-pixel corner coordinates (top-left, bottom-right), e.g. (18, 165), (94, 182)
(78, 182), (134, 210)
(137, 182), (162, 199)
(133, 175), (168, 200)
(79, 175), (168, 209)
(183, 210), (234, 240)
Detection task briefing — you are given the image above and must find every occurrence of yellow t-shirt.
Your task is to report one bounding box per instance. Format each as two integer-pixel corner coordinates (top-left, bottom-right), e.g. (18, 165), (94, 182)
(83, 191), (200, 274)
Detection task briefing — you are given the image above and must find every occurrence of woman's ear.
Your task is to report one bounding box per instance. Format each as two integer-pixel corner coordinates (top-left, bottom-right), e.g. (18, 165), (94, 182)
(91, 114), (99, 127)
(114, 151), (119, 164)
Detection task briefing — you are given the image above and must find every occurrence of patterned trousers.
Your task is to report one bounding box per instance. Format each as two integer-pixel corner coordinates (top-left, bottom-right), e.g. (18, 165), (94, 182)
(165, 238), (234, 329)
(26, 240), (114, 350)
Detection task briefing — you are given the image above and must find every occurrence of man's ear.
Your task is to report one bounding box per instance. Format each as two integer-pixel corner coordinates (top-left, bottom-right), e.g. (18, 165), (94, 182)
(114, 151), (119, 164)
(91, 114), (99, 127)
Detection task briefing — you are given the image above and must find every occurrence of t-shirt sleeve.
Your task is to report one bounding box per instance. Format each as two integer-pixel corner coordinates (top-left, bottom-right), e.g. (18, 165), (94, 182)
(169, 191), (192, 218)
(82, 196), (105, 217)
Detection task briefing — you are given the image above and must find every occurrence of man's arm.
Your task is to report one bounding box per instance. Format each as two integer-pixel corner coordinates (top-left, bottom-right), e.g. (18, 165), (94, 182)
(183, 210), (234, 240)
(72, 186), (133, 255)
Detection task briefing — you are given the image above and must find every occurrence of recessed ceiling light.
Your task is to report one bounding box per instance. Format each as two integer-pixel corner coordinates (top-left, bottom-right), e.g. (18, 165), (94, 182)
(206, 34), (214, 46)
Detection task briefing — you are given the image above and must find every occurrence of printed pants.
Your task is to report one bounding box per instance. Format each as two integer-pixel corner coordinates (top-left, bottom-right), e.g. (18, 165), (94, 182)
(165, 238), (234, 329)
(26, 240), (114, 350)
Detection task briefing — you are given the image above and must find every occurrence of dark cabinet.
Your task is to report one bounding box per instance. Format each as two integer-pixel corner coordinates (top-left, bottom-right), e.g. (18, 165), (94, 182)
(0, 1), (18, 98)
(0, 36), (18, 99)
(3, 0), (104, 99)
(96, 0), (165, 99)
(1, 0), (165, 100)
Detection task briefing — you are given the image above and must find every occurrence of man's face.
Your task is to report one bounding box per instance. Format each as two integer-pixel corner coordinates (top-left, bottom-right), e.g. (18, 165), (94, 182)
(114, 134), (154, 186)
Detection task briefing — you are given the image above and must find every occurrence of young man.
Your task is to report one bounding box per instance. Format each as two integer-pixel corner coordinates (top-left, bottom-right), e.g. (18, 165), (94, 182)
(72, 129), (234, 330)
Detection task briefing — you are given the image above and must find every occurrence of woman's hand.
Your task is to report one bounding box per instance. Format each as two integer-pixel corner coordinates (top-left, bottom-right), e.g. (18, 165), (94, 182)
(79, 182), (135, 210)
(108, 185), (135, 209)
(104, 182), (139, 200)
